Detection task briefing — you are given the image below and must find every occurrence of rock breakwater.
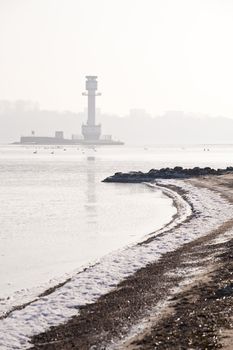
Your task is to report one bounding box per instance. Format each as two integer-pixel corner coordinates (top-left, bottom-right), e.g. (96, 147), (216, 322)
(103, 166), (233, 183)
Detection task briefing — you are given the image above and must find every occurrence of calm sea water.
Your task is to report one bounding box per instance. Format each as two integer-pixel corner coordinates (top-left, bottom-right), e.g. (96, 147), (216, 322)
(1, 144), (233, 298)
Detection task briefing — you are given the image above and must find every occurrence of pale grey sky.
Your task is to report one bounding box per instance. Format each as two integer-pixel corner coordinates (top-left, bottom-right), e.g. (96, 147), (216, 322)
(1, 0), (233, 116)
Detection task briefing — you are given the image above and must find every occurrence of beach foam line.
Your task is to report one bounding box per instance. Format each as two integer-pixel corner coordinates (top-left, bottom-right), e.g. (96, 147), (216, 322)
(0, 181), (187, 319)
(0, 180), (233, 349)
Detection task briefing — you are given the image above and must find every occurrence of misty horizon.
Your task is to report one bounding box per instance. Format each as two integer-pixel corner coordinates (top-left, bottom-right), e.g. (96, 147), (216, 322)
(1, 0), (233, 145)
(1, 99), (233, 145)
(1, 0), (233, 118)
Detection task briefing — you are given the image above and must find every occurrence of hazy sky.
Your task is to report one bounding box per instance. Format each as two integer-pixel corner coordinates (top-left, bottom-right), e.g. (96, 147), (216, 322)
(1, 0), (233, 117)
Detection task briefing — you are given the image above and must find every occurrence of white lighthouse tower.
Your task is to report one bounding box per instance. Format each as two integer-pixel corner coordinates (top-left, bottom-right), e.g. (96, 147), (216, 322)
(82, 76), (101, 141)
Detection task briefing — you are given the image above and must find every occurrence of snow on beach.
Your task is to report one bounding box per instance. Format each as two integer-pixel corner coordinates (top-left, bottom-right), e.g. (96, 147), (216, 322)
(1, 180), (233, 349)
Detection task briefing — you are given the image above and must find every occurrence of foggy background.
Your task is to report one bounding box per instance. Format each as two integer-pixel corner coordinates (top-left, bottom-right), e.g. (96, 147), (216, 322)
(1, 101), (233, 145)
(1, 0), (233, 144)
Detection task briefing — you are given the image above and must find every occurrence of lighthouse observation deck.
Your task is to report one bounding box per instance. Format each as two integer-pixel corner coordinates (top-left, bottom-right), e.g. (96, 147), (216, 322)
(85, 76), (98, 91)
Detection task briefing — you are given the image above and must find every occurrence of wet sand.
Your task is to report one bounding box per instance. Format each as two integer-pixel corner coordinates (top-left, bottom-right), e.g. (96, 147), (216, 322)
(31, 175), (233, 349)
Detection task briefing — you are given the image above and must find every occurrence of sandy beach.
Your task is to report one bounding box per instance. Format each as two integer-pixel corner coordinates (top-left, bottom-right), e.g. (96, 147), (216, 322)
(26, 174), (233, 350)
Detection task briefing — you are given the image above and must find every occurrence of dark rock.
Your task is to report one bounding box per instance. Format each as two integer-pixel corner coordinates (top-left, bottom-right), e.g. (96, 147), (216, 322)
(214, 284), (233, 298)
(174, 166), (183, 172)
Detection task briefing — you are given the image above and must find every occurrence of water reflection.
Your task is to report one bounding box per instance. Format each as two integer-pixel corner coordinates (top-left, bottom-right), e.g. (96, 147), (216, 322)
(85, 156), (97, 227)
